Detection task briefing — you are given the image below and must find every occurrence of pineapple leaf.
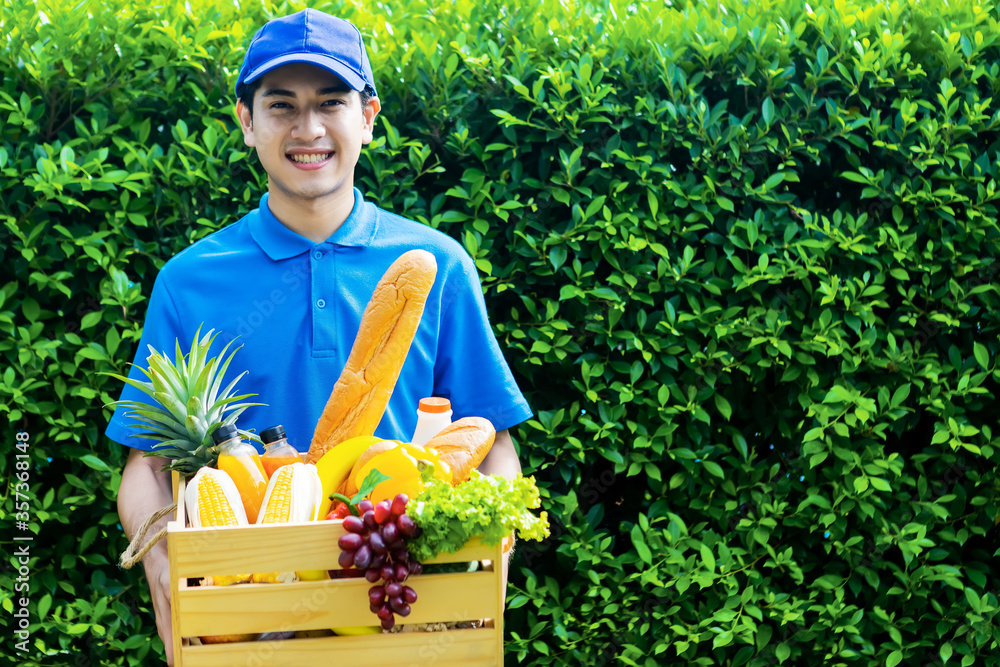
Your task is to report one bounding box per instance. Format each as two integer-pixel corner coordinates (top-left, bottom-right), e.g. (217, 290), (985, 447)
(222, 403), (264, 425)
(147, 351), (187, 399)
(186, 327), (216, 398)
(207, 338), (245, 406)
(119, 404), (187, 430)
(186, 394), (203, 420)
(174, 335), (187, 384)
(124, 421), (193, 442)
(127, 431), (181, 444)
(187, 324), (204, 370)
(210, 371), (252, 411)
(237, 428), (263, 445)
(101, 371), (158, 403)
(192, 361), (214, 409)
(185, 414), (209, 443)
(153, 390), (190, 424)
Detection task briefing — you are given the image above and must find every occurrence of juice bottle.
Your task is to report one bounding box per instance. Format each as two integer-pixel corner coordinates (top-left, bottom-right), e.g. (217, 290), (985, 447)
(213, 424), (268, 524)
(259, 424), (303, 479)
(410, 397), (453, 447)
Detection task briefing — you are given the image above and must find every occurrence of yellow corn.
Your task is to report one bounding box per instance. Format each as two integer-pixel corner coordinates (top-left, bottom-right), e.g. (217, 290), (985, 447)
(259, 466), (295, 523)
(198, 475), (241, 526)
(184, 468), (251, 586)
(253, 462), (323, 583)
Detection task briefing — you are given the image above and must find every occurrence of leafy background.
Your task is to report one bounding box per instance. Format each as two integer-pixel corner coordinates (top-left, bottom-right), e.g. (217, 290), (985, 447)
(3, 0), (1000, 664)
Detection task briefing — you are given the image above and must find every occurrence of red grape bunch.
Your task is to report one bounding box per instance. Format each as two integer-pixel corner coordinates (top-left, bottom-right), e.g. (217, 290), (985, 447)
(337, 494), (423, 630)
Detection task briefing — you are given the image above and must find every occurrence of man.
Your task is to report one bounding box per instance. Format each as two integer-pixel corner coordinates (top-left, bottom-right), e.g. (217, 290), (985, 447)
(109, 9), (530, 663)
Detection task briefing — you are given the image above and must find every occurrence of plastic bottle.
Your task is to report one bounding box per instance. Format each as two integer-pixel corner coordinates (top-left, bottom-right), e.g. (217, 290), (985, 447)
(259, 424), (303, 479)
(213, 424), (268, 524)
(410, 397), (453, 447)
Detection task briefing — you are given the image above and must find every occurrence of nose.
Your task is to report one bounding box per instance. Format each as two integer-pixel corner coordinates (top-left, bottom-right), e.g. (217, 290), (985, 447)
(292, 107), (325, 141)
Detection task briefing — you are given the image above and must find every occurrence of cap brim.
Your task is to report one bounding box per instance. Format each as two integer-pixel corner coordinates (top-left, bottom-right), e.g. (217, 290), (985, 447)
(242, 53), (369, 93)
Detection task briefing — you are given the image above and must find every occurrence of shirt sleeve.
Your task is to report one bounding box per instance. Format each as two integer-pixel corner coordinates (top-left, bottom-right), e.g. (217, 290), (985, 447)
(104, 272), (186, 450)
(433, 253), (532, 432)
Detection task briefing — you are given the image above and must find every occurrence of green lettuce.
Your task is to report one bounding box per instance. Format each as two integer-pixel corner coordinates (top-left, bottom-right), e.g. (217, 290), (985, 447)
(407, 471), (550, 562)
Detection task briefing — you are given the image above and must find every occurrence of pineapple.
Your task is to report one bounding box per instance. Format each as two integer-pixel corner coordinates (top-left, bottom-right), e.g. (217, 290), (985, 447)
(106, 325), (263, 474)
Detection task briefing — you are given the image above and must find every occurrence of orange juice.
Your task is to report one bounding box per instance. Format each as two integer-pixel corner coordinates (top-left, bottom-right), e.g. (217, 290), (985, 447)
(259, 425), (303, 480)
(217, 452), (268, 523)
(211, 424), (268, 524)
(261, 454), (303, 479)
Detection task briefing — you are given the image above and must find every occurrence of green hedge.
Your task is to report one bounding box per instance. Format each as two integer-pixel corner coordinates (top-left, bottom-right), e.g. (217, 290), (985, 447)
(4, 0), (1000, 664)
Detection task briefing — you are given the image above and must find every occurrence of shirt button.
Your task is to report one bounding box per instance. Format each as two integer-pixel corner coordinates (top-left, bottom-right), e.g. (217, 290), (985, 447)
(317, 299), (326, 309)
(313, 250), (323, 260)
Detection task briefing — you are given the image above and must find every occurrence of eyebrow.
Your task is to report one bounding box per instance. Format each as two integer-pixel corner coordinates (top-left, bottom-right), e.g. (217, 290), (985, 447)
(261, 86), (352, 98)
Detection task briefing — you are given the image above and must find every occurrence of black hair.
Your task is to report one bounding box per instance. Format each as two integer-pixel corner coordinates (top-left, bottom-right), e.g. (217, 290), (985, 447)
(237, 78), (263, 119)
(237, 79), (375, 120)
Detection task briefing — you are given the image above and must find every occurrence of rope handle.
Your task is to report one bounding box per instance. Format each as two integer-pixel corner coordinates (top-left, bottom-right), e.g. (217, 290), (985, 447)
(119, 503), (177, 570)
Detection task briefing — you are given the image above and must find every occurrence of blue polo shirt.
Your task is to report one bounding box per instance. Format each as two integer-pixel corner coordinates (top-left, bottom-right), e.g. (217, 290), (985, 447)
(105, 189), (532, 453)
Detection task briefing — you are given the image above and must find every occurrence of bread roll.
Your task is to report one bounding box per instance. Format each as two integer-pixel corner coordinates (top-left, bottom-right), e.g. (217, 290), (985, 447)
(423, 417), (496, 484)
(307, 249), (438, 463)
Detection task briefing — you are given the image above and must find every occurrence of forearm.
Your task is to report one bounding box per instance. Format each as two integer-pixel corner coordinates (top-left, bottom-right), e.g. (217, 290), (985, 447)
(118, 447), (177, 664)
(118, 448), (174, 565)
(475, 428), (521, 604)
(475, 428), (521, 480)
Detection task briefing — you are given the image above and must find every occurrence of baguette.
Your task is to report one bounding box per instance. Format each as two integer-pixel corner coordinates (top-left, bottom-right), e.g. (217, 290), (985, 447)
(423, 417), (496, 484)
(307, 249), (438, 464)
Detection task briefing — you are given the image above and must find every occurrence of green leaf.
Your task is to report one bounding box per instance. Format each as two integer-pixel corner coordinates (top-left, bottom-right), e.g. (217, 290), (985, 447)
(869, 477), (891, 492)
(840, 171), (871, 184)
(974, 342), (989, 370)
(891, 383), (911, 407)
(761, 97), (775, 126)
(80, 455), (111, 472)
(22, 297), (40, 322)
(351, 468), (391, 506)
(941, 643), (954, 664)
(37, 594), (52, 621)
(700, 544), (716, 572)
(755, 624), (773, 652)
(886, 650), (903, 667)
(702, 461), (724, 478)
(714, 393), (733, 420)
(631, 524), (653, 564)
(81, 310), (103, 329)
(66, 623), (92, 635)
(965, 587), (982, 614)
(776, 642), (790, 663)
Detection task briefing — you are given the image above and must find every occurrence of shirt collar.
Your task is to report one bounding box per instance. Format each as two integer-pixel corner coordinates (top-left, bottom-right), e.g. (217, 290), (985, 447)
(326, 188), (377, 248)
(249, 188), (377, 260)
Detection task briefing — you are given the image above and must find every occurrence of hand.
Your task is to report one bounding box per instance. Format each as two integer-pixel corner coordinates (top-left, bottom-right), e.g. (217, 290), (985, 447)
(144, 552), (174, 666)
(118, 449), (175, 664)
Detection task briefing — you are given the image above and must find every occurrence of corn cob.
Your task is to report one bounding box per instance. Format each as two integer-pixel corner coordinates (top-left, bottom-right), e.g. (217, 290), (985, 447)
(184, 468), (251, 586)
(253, 462), (323, 583)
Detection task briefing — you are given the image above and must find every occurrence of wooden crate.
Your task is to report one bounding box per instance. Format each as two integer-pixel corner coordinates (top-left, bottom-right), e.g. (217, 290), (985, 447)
(169, 472), (504, 666)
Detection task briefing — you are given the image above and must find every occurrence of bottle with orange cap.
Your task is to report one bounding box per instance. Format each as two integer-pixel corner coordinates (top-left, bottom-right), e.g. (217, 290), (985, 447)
(410, 397), (453, 447)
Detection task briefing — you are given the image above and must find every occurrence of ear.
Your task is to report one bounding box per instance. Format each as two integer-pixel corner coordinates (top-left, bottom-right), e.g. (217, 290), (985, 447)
(360, 96), (381, 145)
(236, 99), (255, 147)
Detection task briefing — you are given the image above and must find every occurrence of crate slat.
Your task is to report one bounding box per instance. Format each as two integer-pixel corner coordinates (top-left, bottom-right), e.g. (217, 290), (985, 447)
(177, 570), (498, 636)
(171, 472), (185, 663)
(179, 626), (499, 667)
(168, 520), (498, 578)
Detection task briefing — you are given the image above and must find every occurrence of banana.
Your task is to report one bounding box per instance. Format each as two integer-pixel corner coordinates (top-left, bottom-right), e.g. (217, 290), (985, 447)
(315, 435), (383, 517)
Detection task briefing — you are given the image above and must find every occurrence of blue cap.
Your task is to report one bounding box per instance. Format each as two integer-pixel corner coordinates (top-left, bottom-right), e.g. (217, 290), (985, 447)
(235, 9), (377, 99)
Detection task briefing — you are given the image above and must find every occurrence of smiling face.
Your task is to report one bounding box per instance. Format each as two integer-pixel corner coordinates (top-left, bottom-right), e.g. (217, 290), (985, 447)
(236, 63), (379, 213)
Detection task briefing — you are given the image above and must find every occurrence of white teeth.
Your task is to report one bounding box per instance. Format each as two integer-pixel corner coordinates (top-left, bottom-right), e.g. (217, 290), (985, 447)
(289, 153), (331, 164)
